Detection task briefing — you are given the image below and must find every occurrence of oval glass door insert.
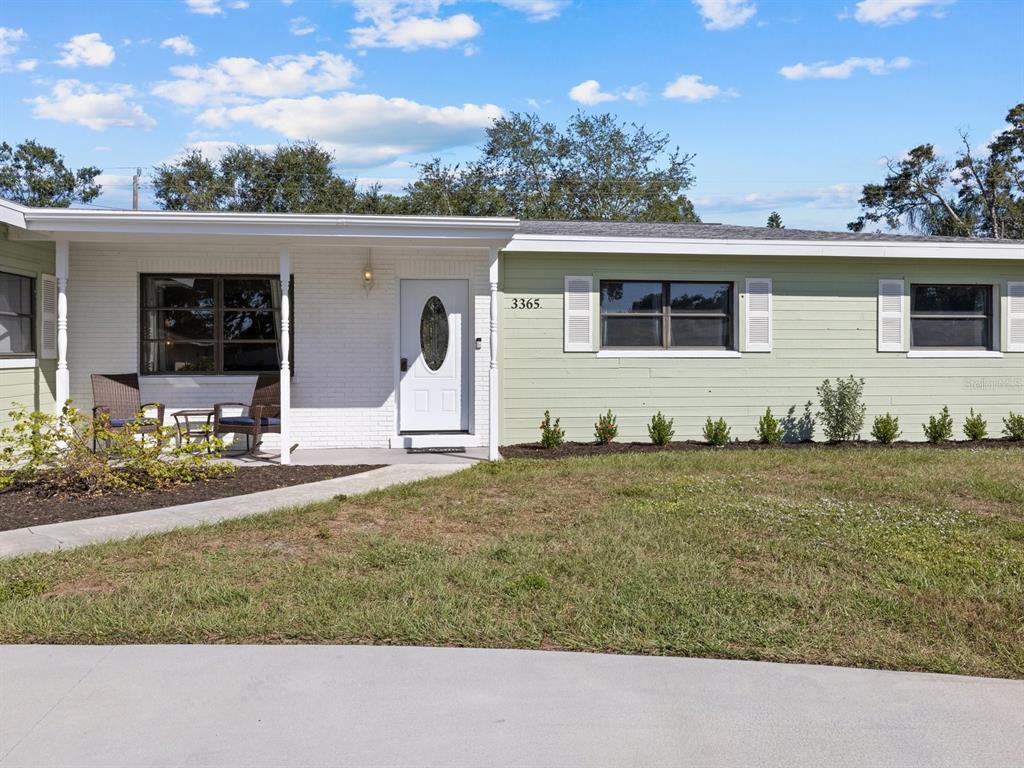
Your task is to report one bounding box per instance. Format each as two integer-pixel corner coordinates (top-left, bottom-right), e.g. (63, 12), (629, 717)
(420, 296), (449, 371)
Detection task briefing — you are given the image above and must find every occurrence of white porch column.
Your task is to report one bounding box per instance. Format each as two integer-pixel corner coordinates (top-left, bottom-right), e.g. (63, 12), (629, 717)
(279, 246), (292, 464)
(55, 239), (70, 415)
(488, 247), (500, 460)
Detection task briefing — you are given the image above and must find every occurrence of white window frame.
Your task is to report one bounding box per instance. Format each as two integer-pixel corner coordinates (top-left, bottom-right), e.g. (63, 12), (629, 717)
(906, 282), (1001, 358)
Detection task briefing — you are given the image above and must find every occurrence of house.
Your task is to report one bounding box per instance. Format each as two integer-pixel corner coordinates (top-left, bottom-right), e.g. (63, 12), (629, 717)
(1, 198), (1022, 458)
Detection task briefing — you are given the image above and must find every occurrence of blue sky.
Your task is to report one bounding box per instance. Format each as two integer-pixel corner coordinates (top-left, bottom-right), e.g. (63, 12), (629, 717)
(1, 0), (1021, 229)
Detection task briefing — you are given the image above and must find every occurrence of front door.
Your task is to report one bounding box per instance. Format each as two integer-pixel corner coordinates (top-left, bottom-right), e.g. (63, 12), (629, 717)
(399, 279), (468, 432)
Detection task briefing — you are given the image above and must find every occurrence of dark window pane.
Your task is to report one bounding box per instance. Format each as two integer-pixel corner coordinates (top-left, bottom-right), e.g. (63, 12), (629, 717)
(0, 273), (32, 315)
(420, 296), (449, 371)
(601, 281), (662, 313)
(141, 341), (215, 373)
(912, 285), (990, 314)
(143, 277), (216, 308)
(602, 316), (662, 347)
(0, 316), (32, 354)
(223, 278), (275, 309)
(224, 311), (277, 340)
(670, 317), (731, 348)
(223, 342), (279, 371)
(670, 282), (731, 312)
(142, 310), (215, 341)
(912, 318), (991, 349)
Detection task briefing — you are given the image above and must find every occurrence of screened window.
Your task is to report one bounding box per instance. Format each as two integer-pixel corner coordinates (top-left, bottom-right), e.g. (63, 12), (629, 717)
(140, 275), (291, 374)
(910, 284), (993, 350)
(0, 271), (34, 356)
(600, 280), (733, 349)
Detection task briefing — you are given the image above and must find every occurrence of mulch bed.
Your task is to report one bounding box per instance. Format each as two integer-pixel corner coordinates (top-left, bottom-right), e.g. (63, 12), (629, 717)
(0, 465), (383, 532)
(501, 439), (1023, 459)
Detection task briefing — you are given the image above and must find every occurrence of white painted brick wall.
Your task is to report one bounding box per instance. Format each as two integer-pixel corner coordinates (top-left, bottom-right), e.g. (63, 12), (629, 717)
(67, 241), (493, 449)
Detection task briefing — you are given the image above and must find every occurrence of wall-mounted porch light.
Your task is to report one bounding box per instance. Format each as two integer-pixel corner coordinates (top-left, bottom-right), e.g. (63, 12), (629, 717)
(362, 252), (375, 291)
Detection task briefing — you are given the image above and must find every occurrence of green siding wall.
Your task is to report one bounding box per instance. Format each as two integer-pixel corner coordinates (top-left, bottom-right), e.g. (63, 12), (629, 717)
(0, 227), (56, 427)
(500, 253), (1024, 444)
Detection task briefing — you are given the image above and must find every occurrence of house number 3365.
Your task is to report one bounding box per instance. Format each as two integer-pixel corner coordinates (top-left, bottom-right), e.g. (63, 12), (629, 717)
(511, 298), (541, 309)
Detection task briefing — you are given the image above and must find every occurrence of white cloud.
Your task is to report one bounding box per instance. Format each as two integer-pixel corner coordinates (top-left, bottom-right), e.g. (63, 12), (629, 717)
(56, 32), (116, 67)
(662, 74), (729, 101)
(490, 0), (567, 21)
(779, 56), (911, 80)
(350, 1), (482, 50)
(195, 92), (502, 167)
(695, 184), (860, 213)
(692, 0), (757, 30)
(290, 16), (317, 35)
(161, 35), (198, 56)
(281, 0), (296, 5)
(29, 80), (156, 130)
(152, 52), (358, 107)
(185, 0), (222, 14)
(229, 0), (250, 7)
(851, 0), (953, 26)
(16, 59), (37, 71)
(0, 26), (26, 57)
(568, 79), (647, 106)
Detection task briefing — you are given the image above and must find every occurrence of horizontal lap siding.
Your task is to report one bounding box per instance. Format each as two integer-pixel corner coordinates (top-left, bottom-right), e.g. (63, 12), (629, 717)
(500, 253), (1024, 444)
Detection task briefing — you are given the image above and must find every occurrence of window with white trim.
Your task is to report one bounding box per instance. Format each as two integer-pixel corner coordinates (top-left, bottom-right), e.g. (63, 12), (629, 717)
(599, 280), (733, 349)
(0, 271), (34, 357)
(910, 284), (994, 350)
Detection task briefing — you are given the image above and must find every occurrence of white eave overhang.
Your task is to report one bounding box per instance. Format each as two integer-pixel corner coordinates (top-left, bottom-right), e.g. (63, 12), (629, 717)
(505, 233), (1024, 260)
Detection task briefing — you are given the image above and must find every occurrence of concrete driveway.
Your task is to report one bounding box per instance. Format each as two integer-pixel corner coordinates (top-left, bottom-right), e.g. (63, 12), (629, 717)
(1, 645), (1021, 768)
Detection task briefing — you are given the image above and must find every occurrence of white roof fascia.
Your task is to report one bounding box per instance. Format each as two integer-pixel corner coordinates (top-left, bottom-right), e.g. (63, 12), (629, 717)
(0, 199), (29, 229)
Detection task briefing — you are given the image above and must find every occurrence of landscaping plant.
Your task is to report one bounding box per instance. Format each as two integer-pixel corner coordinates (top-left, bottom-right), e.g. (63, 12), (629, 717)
(593, 410), (618, 444)
(963, 409), (988, 441)
(756, 407), (784, 444)
(870, 413), (901, 444)
(703, 417), (731, 447)
(1004, 411), (1024, 441)
(0, 403), (231, 495)
(923, 406), (954, 444)
(816, 376), (866, 442)
(539, 410), (565, 449)
(647, 411), (674, 446)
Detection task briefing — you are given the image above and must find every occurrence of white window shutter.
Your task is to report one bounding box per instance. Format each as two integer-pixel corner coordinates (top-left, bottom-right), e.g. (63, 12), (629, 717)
(744, 278), (772, 352)
(1008, 281), (1024, 352)
(564, 275), (594, 352)
(39, 273), (58, 359)
(877, 279), (905, 352)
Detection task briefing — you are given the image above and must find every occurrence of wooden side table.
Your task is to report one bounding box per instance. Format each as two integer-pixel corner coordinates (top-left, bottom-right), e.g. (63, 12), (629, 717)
(171, 409), (214, 448)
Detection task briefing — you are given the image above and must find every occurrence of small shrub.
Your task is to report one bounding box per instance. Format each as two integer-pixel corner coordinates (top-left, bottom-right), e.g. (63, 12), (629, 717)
(539, 410), (564, 449)
(923, 406), (954, 444)
(816, 376), (866, 442)
(962, 409), (988, 441)
(647, 411), (674, 446)
(870, 413), (901, 444)
(756, 407), (784, 445)
(1003, 412), (1024, 441)
(703, 417), (731, 447)
(593, 410), (618, 444)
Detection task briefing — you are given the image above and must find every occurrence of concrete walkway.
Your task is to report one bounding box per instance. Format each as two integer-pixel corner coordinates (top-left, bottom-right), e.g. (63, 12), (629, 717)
(0, 462), (469, 559)
(1, 645), (1020, 768)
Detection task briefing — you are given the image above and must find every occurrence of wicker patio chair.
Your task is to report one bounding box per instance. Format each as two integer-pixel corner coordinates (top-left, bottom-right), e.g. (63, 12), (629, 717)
(90, 373), (165, 449)
(212, 373), (281, 454)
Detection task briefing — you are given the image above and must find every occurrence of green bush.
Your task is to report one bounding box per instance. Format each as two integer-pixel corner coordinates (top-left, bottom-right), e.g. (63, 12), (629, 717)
(703, 417), (731, 447)
(870, 413), (901, 444)
(816, 376), (866, 442)
(593, 410), (618, 444)
(756, 407), (784, 444)
(923, 406), (954, 444)
(0, 402), (232, 495)
(539, 410), (565, 449)
(962, 409), (988, 441)
(647, 411), (675, 446)
(1003, 412), (1024, 441)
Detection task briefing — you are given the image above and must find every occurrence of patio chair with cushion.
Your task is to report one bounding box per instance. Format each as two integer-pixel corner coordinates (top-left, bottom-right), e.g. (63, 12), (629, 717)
(90, 373), (165, 448)
(212, 373), (281, 454)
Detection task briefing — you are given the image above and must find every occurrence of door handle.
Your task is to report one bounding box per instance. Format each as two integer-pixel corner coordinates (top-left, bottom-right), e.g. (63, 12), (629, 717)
(400, 357), (408, 372)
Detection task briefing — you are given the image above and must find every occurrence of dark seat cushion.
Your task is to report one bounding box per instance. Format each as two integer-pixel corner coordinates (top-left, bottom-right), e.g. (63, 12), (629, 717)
(218, 416), (281, 427)
(108, 418), (160, 428)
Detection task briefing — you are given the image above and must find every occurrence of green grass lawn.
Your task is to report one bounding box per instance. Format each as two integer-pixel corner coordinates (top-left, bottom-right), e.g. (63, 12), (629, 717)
(1, 448), (1022, 678)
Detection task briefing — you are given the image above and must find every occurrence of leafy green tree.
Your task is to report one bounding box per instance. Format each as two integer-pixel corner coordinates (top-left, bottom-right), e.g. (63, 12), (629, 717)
(0, 140), (102, 207)
(849, 103), (1023, 238)
(766, 211), (784, 228)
